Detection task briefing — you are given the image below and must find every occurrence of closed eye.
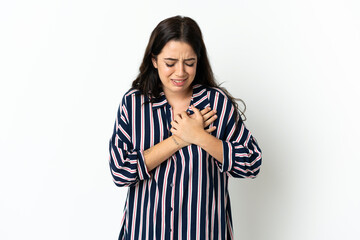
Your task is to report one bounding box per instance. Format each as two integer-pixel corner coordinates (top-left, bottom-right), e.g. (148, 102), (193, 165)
(165, 61), (195, 67)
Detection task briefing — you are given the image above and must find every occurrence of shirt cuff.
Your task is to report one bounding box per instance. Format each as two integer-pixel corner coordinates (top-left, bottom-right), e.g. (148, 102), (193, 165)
(137, 149), (151, 181)
(215, 141), (234, 173)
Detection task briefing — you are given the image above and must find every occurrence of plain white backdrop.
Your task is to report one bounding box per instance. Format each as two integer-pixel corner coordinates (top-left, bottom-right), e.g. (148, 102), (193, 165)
(1, 0), (359, 239)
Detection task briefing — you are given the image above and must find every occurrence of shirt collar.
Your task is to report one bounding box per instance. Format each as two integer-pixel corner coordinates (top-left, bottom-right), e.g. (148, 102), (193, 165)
(151, 91), (168, 109)
(151, 84), (211, 111)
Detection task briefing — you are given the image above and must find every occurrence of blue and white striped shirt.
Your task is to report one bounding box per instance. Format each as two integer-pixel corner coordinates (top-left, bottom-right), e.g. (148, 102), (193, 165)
(109, 84), (262, 240)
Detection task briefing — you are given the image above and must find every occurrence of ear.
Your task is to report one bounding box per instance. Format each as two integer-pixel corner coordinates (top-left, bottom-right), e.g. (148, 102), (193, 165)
(151, 55), (158, 69)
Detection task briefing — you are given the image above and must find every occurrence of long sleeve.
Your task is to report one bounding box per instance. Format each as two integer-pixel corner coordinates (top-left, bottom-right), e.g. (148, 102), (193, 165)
(215, 98), (262, 178)
(108, 94), (151, 187)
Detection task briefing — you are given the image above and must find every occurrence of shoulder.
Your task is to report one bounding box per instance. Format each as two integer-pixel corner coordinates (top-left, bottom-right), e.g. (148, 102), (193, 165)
(193, 84), (229, 99)
(120, 88), (148, 106)
(209, 86), (229, 98)
(200, 85), (232, 106)
(123, 88), (142, 99)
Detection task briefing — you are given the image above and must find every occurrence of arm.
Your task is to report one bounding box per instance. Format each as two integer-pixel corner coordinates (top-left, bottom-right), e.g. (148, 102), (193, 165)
(109, 99), (218, 187)
(191, 131), (224, 163)
(171, 104), (262, 178)
(109, 97), (150, 187)
(170, 105), (223, 162)
(216, 101), (262, 178)
(143, 135), (186, 172)
(144, 107), (218, 171)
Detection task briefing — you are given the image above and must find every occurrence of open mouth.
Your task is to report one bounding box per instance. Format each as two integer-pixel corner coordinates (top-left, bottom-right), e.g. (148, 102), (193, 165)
(171, 78), (187, 86)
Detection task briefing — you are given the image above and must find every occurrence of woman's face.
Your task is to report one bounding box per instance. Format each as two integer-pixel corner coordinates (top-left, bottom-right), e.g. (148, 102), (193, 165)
(152, 40), (197, 97)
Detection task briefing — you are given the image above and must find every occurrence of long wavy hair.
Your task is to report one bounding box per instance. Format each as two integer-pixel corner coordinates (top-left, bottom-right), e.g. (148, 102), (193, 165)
(131, 15), (246, 121)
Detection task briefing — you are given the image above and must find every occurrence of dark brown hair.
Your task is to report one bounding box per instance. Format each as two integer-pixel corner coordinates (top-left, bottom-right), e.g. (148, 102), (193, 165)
(131, 15), (246, 121)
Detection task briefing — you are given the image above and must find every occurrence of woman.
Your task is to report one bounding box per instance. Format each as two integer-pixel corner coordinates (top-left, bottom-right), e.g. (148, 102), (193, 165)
(109, 16), (262, 240)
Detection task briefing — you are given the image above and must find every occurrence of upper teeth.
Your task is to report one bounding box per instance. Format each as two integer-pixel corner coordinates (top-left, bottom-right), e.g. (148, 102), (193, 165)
(174, 80), (184, 83)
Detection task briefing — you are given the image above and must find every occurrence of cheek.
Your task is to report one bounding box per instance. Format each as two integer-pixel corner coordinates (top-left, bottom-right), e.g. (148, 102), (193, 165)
(188, 67), (197, 77)
(158, 66), (173, 77)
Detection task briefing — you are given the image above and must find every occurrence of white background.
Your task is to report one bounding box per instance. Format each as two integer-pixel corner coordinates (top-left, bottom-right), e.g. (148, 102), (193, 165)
(1, 0), (359, 239)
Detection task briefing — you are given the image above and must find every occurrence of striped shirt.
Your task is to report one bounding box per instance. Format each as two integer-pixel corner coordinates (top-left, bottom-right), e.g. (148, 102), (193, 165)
(109, 84), (262, 240)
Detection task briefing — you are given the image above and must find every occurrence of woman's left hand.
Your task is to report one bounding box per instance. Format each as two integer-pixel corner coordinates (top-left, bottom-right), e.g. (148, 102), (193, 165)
(170, 105), (213, 144)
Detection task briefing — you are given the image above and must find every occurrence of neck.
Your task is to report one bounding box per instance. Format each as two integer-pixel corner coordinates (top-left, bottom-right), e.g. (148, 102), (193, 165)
(163, 88), (193, 110)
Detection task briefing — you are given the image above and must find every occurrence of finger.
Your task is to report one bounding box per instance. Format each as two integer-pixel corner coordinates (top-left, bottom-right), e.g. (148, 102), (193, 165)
(205, 126), (216, 133)
(180, 111), (189, 119)
(174, 114), (182, 122)
(191, 105), (201, 117)
(204, 114), (217, 127)
(203, 109), (217, 121)
(171, 121), (178, 129)
(200, 106), (211, 116)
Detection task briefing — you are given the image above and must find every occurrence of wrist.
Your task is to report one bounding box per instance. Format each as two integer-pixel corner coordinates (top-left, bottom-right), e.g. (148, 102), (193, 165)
(193, 130), (211, 147)
(171, 135), (188, 149)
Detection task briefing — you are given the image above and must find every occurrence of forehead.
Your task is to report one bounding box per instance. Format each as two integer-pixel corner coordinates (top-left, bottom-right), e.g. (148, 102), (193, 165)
(159, 40), (197, 58)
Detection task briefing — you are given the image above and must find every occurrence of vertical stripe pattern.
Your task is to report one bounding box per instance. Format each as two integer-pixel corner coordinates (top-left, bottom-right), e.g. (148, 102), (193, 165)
(109, 84), (262, 239)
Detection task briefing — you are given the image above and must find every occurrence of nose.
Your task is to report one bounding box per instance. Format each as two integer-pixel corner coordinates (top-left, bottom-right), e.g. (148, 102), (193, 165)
(175, 63), (186, 77)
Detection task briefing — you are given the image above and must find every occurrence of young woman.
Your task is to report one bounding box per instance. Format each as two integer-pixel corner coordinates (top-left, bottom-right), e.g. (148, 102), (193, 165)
(109, 15), (262, 240)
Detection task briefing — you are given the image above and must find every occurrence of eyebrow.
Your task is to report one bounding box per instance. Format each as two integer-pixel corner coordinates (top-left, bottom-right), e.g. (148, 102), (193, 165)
(163, 58), (196, 61)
